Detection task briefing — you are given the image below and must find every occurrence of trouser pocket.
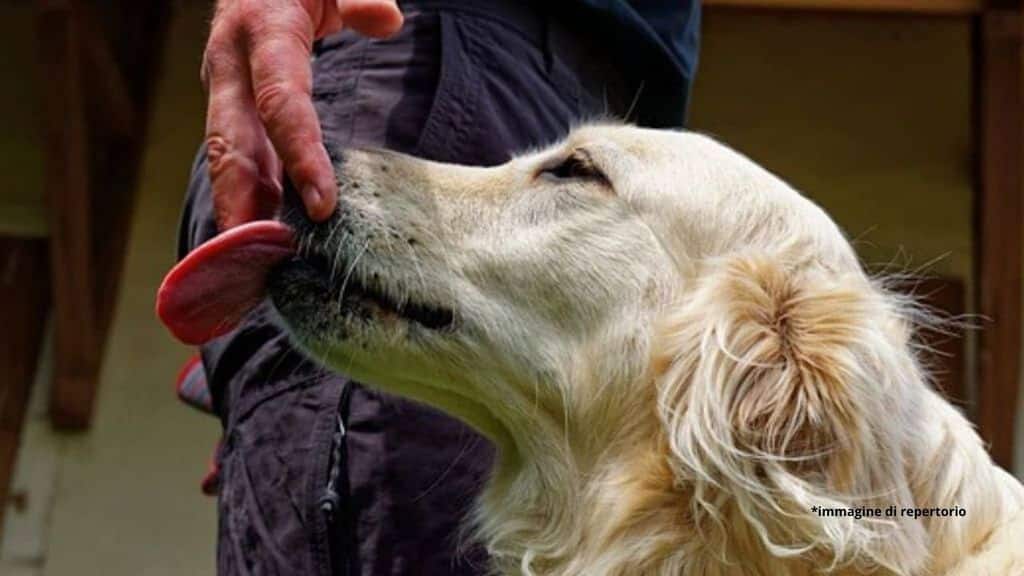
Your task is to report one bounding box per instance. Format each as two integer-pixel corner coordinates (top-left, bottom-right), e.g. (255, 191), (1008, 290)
(216, 371), (348, 576)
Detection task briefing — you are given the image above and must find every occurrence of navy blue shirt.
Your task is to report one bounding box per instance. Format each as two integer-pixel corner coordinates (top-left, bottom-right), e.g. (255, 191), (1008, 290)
(578, 0), (701, 126)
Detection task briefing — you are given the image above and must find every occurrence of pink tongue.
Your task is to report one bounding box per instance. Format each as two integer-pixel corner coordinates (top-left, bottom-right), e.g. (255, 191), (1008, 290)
(156, 220), (295, 345)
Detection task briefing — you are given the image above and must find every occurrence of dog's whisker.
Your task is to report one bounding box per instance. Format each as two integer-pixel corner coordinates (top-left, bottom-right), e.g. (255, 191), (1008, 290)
(623, 81), (645, 125)
(323, 219), (345, 279)
(335, 240), (371, 312)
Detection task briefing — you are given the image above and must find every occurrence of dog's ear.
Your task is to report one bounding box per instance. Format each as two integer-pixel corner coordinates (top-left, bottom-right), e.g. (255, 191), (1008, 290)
(653, 252), (928, 572)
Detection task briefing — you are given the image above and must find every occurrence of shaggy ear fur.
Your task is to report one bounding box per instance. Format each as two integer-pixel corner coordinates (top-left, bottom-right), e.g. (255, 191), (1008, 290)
(654, 253), (930, 575)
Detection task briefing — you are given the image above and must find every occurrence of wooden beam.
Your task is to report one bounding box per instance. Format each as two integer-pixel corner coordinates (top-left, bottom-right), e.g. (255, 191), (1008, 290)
(77, 0), (136, 137)
(88, 1), (172, 342)
(975, 9), (1023, 471)
(704, 0), (985, 15)
(35, 0), (173, 429)
(0, 238), (49, 539)
(36, 2), (101, 429)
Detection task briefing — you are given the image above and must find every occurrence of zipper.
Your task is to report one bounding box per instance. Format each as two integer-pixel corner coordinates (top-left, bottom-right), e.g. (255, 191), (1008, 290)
(318, 381), (353, 575)
(319, 412), (346, 523)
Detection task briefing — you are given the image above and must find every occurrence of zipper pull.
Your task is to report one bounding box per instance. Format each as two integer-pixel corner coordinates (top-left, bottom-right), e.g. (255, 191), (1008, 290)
(320, 414), (346, 523)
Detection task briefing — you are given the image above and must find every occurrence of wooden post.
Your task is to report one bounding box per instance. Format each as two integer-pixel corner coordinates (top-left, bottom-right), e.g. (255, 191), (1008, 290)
(976, 8), (1024, 471)
(36, 1), (102, 429)
(0, 239), (50, 537)
(34, 1), (171, 428)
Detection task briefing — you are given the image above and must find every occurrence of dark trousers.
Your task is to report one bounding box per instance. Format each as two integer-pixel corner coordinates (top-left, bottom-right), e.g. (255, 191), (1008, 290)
(179, 3), (626, 574)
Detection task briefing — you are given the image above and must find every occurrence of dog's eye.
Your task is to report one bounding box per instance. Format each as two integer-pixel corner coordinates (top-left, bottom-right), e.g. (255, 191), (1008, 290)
(540, 150), (609, 185)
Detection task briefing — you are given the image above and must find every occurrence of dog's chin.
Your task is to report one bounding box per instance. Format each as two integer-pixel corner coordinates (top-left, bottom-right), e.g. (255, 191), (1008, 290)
(267, 256), (456, 352)
(267, 258), (516, 443)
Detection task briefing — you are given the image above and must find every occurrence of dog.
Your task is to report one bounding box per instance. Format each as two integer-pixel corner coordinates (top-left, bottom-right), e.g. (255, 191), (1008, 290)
(265, 124), (1024, 575)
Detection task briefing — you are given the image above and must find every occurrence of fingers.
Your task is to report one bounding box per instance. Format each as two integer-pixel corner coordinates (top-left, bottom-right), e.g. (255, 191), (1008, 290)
(202, 0), (405, 229)
(203, 30), (283, 230)
(336, 0), (404, 38)
(247, 18), (338, 222)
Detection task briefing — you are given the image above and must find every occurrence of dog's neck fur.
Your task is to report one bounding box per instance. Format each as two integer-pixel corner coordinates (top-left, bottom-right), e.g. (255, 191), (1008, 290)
(472, 370), (840, 576)
(468, 371), (1024, 576)
(474, 372), (684, 576)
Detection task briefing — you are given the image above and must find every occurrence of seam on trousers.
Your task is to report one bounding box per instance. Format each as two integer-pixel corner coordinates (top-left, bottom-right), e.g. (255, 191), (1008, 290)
(346, 39), (371, 148)
(414, 13), (476, 161)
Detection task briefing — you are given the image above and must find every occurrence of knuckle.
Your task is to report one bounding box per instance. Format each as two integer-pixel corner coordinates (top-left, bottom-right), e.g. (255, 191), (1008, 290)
(205, 134), (230, 160)
(253, 81), (300, 125)
(205, 135), (233, 176)
(205, 135), (256, 180)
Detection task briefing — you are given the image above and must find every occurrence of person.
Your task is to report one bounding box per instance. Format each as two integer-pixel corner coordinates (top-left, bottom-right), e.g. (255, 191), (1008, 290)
(176, 0), (700, 574)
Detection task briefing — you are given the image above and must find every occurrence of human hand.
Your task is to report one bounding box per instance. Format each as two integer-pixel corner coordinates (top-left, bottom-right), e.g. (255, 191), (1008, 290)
(202, 0), (403, 230)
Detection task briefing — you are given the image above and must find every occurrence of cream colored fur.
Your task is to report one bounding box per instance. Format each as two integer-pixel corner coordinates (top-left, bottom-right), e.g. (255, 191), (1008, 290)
(270, 124), (1024, 575)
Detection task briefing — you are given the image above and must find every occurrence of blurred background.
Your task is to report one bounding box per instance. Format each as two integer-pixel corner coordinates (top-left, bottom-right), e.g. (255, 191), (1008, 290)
(0, 0), (1022, 574)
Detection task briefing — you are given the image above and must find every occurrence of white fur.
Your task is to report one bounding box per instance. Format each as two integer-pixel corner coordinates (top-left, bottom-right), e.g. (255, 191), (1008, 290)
(274, 124), (1024, 575)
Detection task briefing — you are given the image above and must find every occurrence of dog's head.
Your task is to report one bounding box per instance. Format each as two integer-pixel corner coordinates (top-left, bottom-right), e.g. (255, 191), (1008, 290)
(271, 123), (860, 443)
(269, 124), (933, 569)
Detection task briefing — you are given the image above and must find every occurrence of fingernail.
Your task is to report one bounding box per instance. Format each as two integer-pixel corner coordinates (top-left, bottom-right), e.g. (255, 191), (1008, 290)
(302, 185), (323, 209)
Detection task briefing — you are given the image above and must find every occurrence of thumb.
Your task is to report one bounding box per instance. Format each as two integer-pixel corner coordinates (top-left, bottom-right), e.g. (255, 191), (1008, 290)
(337, 0), (404, 38)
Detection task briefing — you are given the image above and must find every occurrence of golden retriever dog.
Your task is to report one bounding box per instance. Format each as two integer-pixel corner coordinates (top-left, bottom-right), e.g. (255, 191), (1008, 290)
(261, 124), (1024, 575)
